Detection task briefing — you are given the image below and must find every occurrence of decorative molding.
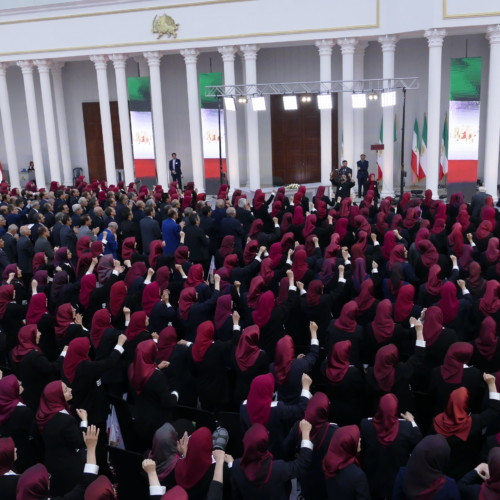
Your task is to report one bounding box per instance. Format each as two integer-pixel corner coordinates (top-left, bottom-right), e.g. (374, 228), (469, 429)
(487, 25), (500, 45)
(218, 45), (237, 63)
(180, 48), (200, 64)
(443, 0), (500, 19)
(34, 59), (52, 73)
(16, 60), (34, 73)
(378, 34), (398, 52)
(109, 53), (129, 68)
(0, 62), (9, 76)
(338, 38), (358, 55)
(239, 44), (259, 61)
(315, 39), (335, 56)
(355, 40), (369, 55)
(89, 54), (108, 70)
(425, 28), (446, 48)
(51, 60), (65, 72)
(143, 51), (163, 67)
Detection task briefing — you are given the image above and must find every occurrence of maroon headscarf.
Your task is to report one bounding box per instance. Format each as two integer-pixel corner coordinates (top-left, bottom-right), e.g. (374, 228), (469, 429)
(96, 255), (114, 285)
(90, 309), (111, 349)
(322, 425), (360, 479)
(249, 219), (264, 239)
(394, 284), (415, 323)
(389, 244), (406, 269)
(219, 235), (235, 260)
(371, 299), (395, 343)
(109, 281), (127, 317)
(302, 214), (317, 239)
(436, 281), (459, 325)
(422, 306), (444, 347)
(440, 342), (473, 384)
(157, 326), (177, 361)
(425, 264), (442, 296)
(474, 316), (498, 360)
(273, 335), (294, 385)
(479, 280), (500, 316)
(334, 301), (358, 333)
(175, 427), (213, 491)
(15, 463), (51, 499)
(79, 273), (96, 309)
(55, 303), (74, 338)
(374, 344), (398, 391)
(149, 241), (163, 269)
(178, 288), (196, 321)
(0, 285), (14, 319)
(32, 253), (46, 274)
(381, 231), (397, 261)
(235, 325), (261, 371)
(291, 249), (308, 281)
(243, 240), (259, 265)
(125, 311), (148, 341)
(191, 321), (214, 363)
(142, 282), (160, 316)
(121, 237), (136, 261)
(291, 206), (305, 226)
(174, 246), (189, 266)
(433, 387), (472, 441)
(0, 437), (15, 475)
(417, 240), (439, 268)
(125, 261), (147, 288)
(214, 294), (233, 331)
(476, 220), (493, 240)
(259, 258), (274, 286)
(25, 293), (48, 325)
(0, 375), (21, 426)
(373, 393), (400, 446)
(306, 280), (323, 307)
(304, 392), (330, 448)
(280, 212), (293, 233)
(486, 237), (500, 264)
(185, 263), (204, 288)
(129, 340), (157, 394)
(240, 424), (273, 486)
(480, 448), (500, 500)
(36, 381), (71, 431)
(155, 267), (170, 292)
(252, 291), (275, 327)
(11, 325), (40, 365)
(246, 373), (274, 426)
(354, 279), (376, 314)
(64, 337), (90, 384)
(326, 340), (351, 384)
(84, 475), (115, 500)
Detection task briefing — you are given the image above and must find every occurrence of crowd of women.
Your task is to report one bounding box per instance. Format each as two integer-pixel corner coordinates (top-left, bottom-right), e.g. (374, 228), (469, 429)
(0, 177), (499, 499)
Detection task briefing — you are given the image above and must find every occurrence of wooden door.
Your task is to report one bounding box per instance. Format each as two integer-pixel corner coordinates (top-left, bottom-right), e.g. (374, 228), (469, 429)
(271, 94), (337, 185)
(82, 102), (123, 182)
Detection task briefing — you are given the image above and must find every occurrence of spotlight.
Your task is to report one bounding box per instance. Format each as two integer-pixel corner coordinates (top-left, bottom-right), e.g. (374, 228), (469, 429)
(351, 93), (367, 109)
(223, 97), (236, 111)
(301, 95), (312, 103)
(251, 95), (266, 111)
(381, 90), (397, 107)
(237, 96), (248, 104)
(368, 91), (378, 101)
(317, 93), (332, 110)
(283, 95), (298, 110)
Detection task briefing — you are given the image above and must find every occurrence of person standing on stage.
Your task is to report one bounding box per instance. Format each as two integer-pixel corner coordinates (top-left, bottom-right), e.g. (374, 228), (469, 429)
(356, 154), (369, 198)
(169, 153), (183, 190)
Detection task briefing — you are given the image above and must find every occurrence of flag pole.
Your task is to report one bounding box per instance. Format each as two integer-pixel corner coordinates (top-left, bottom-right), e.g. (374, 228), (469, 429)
(399, 87), (407, 199)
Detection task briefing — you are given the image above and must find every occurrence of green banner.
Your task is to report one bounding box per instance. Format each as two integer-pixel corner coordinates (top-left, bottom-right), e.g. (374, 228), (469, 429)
(199, 72), (222, 108)
(449, 57), (482, 101)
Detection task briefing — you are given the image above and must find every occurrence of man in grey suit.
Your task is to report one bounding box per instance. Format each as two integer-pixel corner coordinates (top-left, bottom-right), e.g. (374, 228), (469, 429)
(140, 206), (161, 256)
(17, 225), (34, 281)
(2, 225), (18, 263)
(77, 215), (99, 241)
(471, 185), (492, 220)
(34, 226), (55, 265)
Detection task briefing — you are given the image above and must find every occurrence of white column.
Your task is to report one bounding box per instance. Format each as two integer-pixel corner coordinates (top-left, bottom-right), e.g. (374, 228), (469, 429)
(180, 49), (205, 191)
(315, 40), (335, 185)
(17, 60), (46, 188)
(0, 63), (20, 188)
(218, 46), (240, 189)
(338, 38), (358, 176)
(354, 41), (369, 172)
(424, 29), (446, 199)
(109, 54), (135, 186)
(143, 52), (169, 188)
(51, 62), (73, 186)
(239, 44), (260, 190)
(485, 25), (500, 201)
(34, 59), (62, 184)
(378, 35), (399, 197)
(89, 55), (117, 186)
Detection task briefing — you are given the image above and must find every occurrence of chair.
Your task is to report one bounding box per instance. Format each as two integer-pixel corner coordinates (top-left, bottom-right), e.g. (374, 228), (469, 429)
(106, 446), (149, 500)
(215, 411), (244, 457)
(173, 405), (216, 432)
(107, 395), (142, 453)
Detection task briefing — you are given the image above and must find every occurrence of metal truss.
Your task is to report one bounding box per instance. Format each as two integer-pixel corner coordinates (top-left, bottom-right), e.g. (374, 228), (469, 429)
(204, 77), (419, 98)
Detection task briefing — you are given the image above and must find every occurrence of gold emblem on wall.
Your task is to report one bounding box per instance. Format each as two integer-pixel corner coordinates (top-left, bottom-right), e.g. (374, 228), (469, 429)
(152, 14), (179, 39)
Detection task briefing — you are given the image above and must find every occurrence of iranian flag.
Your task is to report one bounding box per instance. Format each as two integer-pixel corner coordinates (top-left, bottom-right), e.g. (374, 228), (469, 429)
(439, 113), (448, 180)
(418, 114), (427, 181)
(411, 118), (420, 181)
(377, 119), (383, 180)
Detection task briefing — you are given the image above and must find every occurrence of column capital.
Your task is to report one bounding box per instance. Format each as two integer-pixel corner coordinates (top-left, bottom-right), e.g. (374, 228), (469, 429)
(109, 53), (129, 69)
(180, 48), (200, 64)
(51, 61), (65, 73)
(487, 25), (500, 44)
(218, 46), (238, 63)
(338, 38), (358, 55)
(378, 35), (399, 52)
(143, 51), (163, 67)
(239, 44), (259, 60)
(315, 39), (335, 56)
(0, 62), (11, 76)
(355, 40), (369, 55)
(425, 29), (446, 48)
(34, 59), (52, 74)
(16, 60), (34, 74)
(90, 55), (108, 70)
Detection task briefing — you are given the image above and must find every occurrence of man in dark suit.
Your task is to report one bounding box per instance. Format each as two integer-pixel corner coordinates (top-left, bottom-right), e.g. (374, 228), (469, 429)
(0, 238), (10, 276)
(17, 225), (34, 280)
(184, 213), (210, 276)
(34, 226), (54, 265)
(59, 215), (77, 258)
(236, 197), (255, 241)
(169, 153), (182, 190)
(356, 154), (369, 198)
(140, 206), (162, 256)
(219, 207), (244, 252)
(471, 186), (491, 220)
(2, 225), (18, 263)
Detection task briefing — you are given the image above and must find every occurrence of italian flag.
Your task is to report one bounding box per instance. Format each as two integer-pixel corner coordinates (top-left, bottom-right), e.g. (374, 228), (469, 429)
(439, 113), (448, 180)
(377, 119), (383, 180)
(418, 114), (427, 181)
(411, 118), (420, 181)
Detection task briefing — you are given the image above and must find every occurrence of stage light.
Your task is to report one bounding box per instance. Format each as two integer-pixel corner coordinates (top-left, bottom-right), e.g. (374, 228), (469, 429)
(381, 90), (396, 107)
(317, 93), (332, 110)
(251, 95), (266, 111)
(283, 95), (298, 110)
(351, 93), (367, 109)
(368, 91), (378, 101)
(237, 96), (248, 104)
(301, 95), (312, 103)
(223, 97), (236, 111)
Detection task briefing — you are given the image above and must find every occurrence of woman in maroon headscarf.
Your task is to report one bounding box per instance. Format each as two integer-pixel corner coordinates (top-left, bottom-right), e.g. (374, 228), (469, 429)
(321, 340), (364, 426)
(366, 321), (426, 413)
(433, 378), (500, 480)
(0, 284), (26, 351)
(429, 342), (483, 415)
(149, 240), (164, 270)
(478, 280), (500, 324)
(108, 280), (127, 327)
(417, 263), (443, 307)
(323, 425), (369, 499)
(231, 324), (269, 406)
(360, 393), (423, 499)
(121, 236), (137, 262)
(79, 273), (96, 312)
(232, 421), (315, 499)
(36, 380), (86, 495)
(184, 263), (205, 289)
(470, 317), (500, 374)
(475, 220), (494, 252)
(142, 281), (160, 317)
(0, 437), (18, 497)
(240, 373), (312, 458)
(214, 235), (235, 269)
(414, 239), (440, 282)
(459, 447), (500, 500)
(124, 261), (147, 288)
(32, 252), (47, 274)
(291, 248), (313, 287)
(54, 302), (86, 347)
(129, 340), (178, 446)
